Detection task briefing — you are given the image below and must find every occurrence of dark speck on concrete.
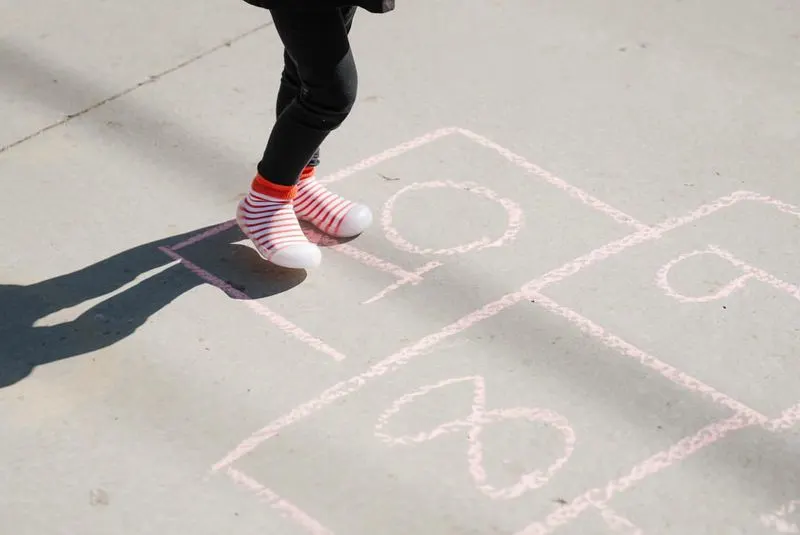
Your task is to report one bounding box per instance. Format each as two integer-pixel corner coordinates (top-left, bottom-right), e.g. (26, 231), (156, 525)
(89, 488), (110, 506)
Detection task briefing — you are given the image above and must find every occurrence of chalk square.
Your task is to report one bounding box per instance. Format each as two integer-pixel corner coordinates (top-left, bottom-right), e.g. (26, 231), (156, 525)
(318, 128), (640, 274)
(541, 195), (800, 417)
(603, 425), (800, 534)
(171, 128), (635, 367)
(229, 300), (730, 535)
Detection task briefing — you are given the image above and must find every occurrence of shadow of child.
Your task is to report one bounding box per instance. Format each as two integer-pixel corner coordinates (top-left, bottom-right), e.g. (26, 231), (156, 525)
(0, 222), (307, 388)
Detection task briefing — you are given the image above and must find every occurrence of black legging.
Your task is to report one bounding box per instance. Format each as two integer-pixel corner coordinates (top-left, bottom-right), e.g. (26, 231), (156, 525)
(258, 6), (358, 186)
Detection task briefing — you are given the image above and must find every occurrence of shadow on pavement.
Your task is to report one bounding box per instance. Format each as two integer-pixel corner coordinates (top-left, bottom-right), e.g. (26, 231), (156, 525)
(0, 223), (306, 389)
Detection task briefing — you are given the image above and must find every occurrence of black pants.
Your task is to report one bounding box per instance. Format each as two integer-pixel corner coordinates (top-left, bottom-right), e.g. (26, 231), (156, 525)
(257, 6), (358, 186)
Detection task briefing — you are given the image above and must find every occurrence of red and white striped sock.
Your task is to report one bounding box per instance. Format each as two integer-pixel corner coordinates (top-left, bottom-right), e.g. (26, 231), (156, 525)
(293, 166), (373, 238)
(236, 175), (321, 269)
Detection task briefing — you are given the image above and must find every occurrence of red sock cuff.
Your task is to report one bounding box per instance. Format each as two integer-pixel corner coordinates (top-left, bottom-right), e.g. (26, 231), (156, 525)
(252, 175), (298, 200)
(300, 166), (315, 181)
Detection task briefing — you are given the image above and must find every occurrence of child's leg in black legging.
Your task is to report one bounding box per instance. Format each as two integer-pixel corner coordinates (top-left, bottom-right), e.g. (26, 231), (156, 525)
(259, 7), (358, 186)
(274, 7), (356, 172)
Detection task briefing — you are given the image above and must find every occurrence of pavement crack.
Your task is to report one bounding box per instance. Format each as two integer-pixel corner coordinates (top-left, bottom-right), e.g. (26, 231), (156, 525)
(0, 21), (273, 155)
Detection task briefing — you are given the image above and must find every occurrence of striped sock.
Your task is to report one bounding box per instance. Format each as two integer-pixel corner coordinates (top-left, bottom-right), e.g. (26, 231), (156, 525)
(293, 166), (373, 238)
(235, 175), (321, 269)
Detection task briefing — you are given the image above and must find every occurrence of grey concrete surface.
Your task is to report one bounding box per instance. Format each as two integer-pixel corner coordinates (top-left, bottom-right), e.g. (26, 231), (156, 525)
(1, 0), (800, 533)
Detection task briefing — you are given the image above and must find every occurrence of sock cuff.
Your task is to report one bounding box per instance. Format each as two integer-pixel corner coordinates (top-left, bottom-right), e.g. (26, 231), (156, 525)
(300, 166), (316, 181)
(252, 175), (298, 200)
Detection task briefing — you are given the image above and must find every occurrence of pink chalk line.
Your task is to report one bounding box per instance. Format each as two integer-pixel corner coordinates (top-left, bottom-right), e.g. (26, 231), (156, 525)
(227, 467), (334, 535)
(710, 246), (800, 300)
(765, 403), (800, 432)
(657, 246), (800, 303)
(169, 220), (238, 252)
(656, 249), (753, 303)
(528, 292), (766, 421)
(374, 376), (576, 500)
(317, 127), (458, 185)
(762, 500), (800, 533)
(302, 225), (444, 304)
(362, 260), (442, 304)
(595, 503), (643, 534)
(516, 412), (759, 535)
(304, 224), (413, 279)
(381, 180), (525, 255)
(159, 247), (346, 362)
(211, 189), (789, 471)
(454, 128), (649, 232)
(750, 194), (800, 220)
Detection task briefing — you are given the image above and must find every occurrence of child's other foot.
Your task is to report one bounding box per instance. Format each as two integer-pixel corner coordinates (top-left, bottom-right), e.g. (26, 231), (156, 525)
(236, 176), (321, 269)
(293, 167), (373, 238)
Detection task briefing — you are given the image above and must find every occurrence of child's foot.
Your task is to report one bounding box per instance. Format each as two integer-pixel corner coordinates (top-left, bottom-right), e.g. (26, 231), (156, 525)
(293, 167), (373, 238)
(236, 176), (321, 269)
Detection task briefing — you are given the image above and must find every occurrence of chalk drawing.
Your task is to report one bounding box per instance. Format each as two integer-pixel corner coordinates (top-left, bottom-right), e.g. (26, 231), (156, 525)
(767, 403), (800, 432)
(227, 466), (334, 535)
(318, 127), (459, 186)
(339, 178), (526, 303)
(595, 504), (643, 534)
(657, 246), (800, 303)
(302, 225), (444, 304)
(361, 260), (443, 304)
(762, 500), (800, 533)
(381, 180), (524, 256)
(169, 220), (238, 252)
(656, 249), (754, 303)
(709, 246), (800, 300)
(164, 128), (800, 534)
(375, 376), (575, 500)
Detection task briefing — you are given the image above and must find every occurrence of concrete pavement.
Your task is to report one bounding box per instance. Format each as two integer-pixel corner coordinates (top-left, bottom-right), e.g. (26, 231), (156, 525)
(2, 0), (800, 533)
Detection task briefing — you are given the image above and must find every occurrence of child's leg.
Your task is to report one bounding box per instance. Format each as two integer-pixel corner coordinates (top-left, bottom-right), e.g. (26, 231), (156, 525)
(258, 6), (357, 185)
(237, 7), (370, 269)
(274, 6), (357, 173)
(276, 51), (321, 170)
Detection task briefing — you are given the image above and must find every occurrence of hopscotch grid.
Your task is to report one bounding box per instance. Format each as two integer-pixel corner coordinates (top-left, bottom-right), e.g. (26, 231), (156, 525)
(157, 127), (800, 533)
(208, 189), (782, 533)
